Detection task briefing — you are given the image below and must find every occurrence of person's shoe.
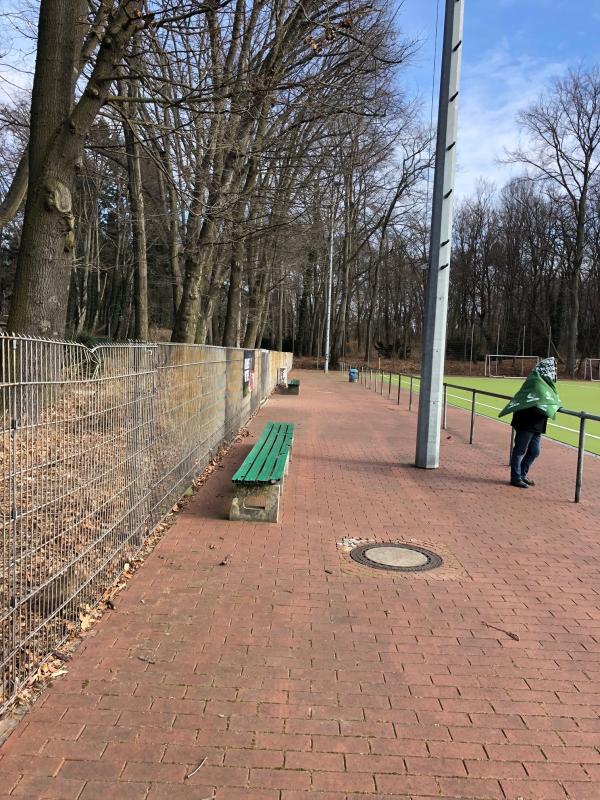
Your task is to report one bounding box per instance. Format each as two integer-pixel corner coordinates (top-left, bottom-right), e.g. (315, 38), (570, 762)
(510, 479), (529, 488)
(522, 477), (536, 486)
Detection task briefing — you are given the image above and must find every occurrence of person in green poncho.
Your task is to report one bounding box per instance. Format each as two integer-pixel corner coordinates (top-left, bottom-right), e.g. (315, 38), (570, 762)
(498, 357), (561, 489)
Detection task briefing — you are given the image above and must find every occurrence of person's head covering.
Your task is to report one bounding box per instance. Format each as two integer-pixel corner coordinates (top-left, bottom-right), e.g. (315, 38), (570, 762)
(535, 357), (557, 384)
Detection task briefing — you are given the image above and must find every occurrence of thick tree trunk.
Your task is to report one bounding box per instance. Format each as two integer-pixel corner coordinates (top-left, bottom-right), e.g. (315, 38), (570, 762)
(8, 0), (144, 337)
(8, 0), (87, 336)
(243, 269), (269, 348)
(223, 240), (243, 347)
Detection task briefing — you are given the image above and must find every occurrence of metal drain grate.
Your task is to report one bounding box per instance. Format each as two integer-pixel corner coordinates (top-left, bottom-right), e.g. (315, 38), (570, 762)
(349, 543), (442, 573)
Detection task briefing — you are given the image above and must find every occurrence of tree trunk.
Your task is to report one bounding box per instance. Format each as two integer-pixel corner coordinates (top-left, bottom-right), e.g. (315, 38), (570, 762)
(277, 278), (284, 352)
(243, 269), (269, 348)
(124, 106), (149, 341)
(566, 266), (580, 375)
(8, 0), (87, 336)
(567, 200), (586, 376)
(8, 0), (144, 337)
(0, 151), (29, 228)
(223, 239), (243, 347)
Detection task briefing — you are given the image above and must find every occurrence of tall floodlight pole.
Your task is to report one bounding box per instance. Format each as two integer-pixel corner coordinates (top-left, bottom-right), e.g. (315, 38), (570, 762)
(324, 194), (336, 373)
(415, 0), (464, 468)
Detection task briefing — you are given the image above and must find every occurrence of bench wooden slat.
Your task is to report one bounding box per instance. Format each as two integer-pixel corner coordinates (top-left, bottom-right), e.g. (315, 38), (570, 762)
(232, 422), (294, 485)
(231, 422), (274, 482)
(243, 424), (284, 483)
(256, 424), (292, 483)
(273, 430), (294, 477)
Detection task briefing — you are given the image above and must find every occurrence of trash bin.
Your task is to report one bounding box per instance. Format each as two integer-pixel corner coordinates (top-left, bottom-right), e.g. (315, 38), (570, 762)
(349, 368), (359, 383)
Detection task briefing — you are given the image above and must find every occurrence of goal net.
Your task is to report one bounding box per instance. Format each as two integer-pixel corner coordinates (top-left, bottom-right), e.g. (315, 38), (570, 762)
(584, 358), (600, 381)
(485, 354), (541, 378)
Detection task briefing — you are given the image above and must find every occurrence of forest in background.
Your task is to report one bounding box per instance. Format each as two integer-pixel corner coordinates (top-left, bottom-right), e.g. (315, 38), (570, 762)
(1, 1), (600, 375)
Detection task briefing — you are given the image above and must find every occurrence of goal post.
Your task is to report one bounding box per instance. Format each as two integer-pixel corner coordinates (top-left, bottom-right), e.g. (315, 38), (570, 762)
(485, 354), (541, 378)
(584, 358), (600, 381)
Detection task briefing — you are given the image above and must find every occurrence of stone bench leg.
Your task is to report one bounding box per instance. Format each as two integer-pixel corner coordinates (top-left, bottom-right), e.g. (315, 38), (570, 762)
(230, 484), (281, 523)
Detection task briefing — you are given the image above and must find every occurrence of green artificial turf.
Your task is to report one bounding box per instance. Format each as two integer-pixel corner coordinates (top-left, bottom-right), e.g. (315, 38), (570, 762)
(367, 371), (600, 455)
(442, 376), (600, 455)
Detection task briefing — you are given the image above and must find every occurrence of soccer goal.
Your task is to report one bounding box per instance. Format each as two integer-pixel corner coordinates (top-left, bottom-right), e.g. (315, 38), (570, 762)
(485, 354), (541, 378)
(584, 358), (600, 381)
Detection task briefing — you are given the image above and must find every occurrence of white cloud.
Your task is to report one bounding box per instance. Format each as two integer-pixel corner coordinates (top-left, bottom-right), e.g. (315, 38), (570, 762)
(455, 43), (567, 197)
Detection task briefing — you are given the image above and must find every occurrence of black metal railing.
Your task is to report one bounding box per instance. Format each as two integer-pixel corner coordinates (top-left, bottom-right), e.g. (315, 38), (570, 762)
(340, 362), (600, 504)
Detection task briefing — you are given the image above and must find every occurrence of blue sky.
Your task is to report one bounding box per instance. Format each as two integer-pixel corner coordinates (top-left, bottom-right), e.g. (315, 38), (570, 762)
(398, 0), (600, 197)
(1, 0), (600, 199)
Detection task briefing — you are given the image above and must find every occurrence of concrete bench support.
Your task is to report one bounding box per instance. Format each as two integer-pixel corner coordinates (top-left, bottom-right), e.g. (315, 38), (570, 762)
(229, 484), (281, 523)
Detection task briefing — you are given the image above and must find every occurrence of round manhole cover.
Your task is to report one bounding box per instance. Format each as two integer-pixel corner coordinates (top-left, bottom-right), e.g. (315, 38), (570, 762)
(350, 543), (442, 572)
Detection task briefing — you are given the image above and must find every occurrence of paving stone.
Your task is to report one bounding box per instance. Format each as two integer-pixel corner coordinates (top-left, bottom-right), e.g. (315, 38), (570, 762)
(1, 370), (600, 798)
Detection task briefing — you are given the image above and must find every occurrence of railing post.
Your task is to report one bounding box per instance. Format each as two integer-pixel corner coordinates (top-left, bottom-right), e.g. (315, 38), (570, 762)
(380, 370), (384, 395)
(575, 415), (587, 503)
(388, 371), (392, 398)
(469, 389), (476, 444)
(397, 373), (401, 405)
(409, 376), (413, 411)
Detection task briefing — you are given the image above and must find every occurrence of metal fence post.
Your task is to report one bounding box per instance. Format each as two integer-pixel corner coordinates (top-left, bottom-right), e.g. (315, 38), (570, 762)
(388, 371), (392, 398)
(8, 338), (18, 704)
(409, 376), (413, 411)
(397, 373), (401, 405)
(469, 389), (476, 444)
(575, 415), (587, 503)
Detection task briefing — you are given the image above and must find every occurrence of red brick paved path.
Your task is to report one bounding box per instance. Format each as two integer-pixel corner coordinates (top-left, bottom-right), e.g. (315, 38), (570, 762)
(2, 370), (600, 800)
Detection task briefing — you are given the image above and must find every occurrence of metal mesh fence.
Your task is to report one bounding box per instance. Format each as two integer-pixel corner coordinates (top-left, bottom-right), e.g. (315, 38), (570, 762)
(0, 335), (292, 711)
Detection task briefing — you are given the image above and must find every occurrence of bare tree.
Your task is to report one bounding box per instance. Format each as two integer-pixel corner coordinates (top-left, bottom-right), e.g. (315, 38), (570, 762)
(8, 0), (150, 337)
(508, 68), (600, 375)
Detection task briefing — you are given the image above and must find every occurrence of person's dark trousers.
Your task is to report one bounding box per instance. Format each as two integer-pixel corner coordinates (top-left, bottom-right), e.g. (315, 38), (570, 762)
(510, 430), (541, 482)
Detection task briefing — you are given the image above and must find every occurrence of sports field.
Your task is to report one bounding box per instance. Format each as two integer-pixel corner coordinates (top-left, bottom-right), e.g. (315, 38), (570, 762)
(389, 374), (600, 455)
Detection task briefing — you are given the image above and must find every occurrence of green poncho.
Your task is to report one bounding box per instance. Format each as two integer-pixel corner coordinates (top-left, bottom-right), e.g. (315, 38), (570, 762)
(499, 358), (561, 420)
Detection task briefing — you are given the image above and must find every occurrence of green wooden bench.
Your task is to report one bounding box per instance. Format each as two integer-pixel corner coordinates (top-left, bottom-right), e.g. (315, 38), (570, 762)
(229, 421), (295, 522)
